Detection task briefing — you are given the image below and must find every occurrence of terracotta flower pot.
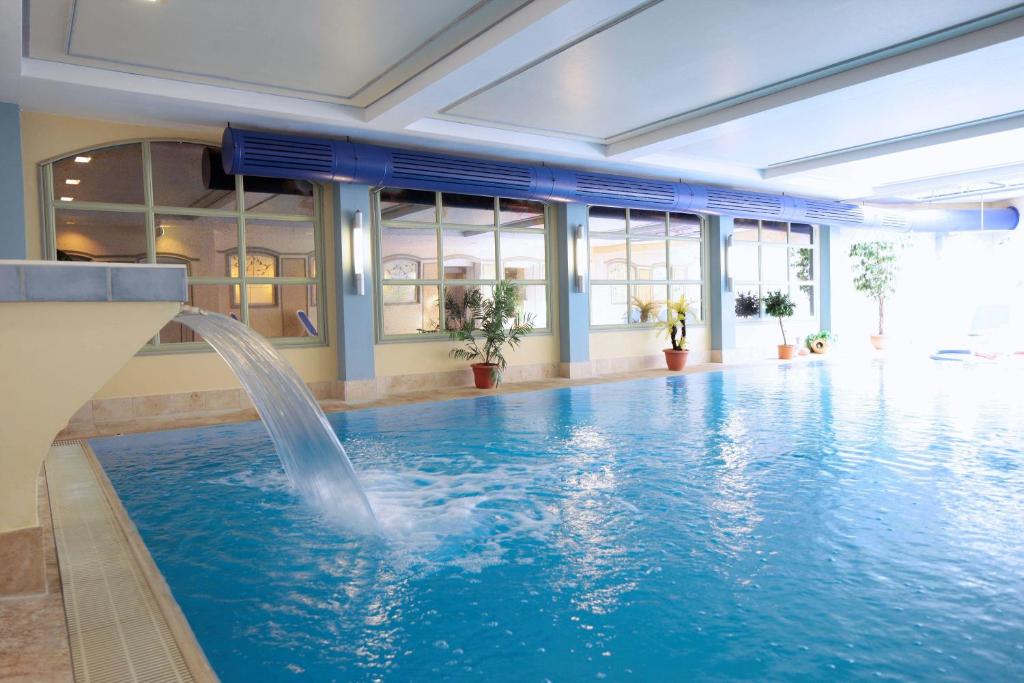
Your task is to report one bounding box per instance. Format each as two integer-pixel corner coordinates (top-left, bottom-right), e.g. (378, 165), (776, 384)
(870, 335), (886, 350)
(663, 348), (689, 371)
(471, 363), (498, 389)
(810, 339), (831, 354)
(777, 344), (797, 360)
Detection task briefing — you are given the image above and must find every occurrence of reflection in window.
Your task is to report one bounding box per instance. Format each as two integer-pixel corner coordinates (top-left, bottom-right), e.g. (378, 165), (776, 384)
(43, 140), (324, 347)
(731, 220), (817, 320)
(589, 207), (703, 327)
(375, 190), (549, 339)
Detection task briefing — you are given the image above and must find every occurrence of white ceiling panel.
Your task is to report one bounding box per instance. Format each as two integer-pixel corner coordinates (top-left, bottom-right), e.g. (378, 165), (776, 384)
(28, 0), (526, 105)
(669, 37), (1024, 168)
(446, 0), (1019, 139)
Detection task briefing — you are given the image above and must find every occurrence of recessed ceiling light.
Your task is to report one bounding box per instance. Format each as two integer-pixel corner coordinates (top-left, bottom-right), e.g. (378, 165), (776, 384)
(74, 156), (91, 163)
(65, 178), (81, 185)
(59, 196), (74, 202)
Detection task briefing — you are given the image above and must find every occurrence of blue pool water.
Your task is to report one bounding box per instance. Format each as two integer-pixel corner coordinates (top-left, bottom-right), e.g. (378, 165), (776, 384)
(93, 362), (1024, 681)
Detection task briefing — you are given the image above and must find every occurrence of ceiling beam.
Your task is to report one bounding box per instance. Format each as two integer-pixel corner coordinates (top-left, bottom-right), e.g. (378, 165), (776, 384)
(760, 109), (1024, 179)
(871, 160), (1024, 197)
(604, 6), (1024, 160)
(362, 0), (652, 128)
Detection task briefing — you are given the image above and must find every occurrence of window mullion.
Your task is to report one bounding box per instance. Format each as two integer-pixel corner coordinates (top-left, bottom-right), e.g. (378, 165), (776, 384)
(236, 174), (248, 325)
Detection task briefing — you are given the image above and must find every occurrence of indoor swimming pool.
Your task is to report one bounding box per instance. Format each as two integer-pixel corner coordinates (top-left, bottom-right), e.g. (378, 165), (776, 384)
(92, 362), (1024, 681)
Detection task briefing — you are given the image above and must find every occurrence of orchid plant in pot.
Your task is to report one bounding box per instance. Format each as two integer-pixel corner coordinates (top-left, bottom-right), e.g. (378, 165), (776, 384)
(764, 290), (797, 359)
(658, 294), (690, 371)
(449, 280), (535, 389)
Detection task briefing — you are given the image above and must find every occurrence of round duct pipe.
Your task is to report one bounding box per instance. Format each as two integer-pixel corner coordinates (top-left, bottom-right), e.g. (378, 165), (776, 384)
(222, 127), (1019, 232)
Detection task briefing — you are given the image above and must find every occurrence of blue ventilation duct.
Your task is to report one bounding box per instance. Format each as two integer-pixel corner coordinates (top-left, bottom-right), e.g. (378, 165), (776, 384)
(222, 127), (1018, 232)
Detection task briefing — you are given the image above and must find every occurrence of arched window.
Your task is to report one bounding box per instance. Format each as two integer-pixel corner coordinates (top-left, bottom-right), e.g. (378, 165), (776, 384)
(41, 140), (325, 347)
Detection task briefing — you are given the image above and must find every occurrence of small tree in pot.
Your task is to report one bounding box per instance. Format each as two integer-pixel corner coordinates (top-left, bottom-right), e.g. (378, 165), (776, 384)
(764, 290), (797, 359)
(449, 280), (535, 389)
(658, 294), (690, 370)
(849, 241), (900, 350)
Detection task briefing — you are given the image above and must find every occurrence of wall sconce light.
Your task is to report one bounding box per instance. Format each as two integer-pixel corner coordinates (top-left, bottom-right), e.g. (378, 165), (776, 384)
(352, 209), (365, 295)
(573, 223), (587, 293)
(724, 233), (734, 293)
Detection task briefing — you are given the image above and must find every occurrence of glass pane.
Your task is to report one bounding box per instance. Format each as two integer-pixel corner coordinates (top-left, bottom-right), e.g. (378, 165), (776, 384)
(670, 283), (703, 323)
(790, 247), (814, 283)
(54, 209), (147, 262)
(588, 207), (627, 234)
(379, 188), (435, 223)
(790, 223), (813, 245)
(731, 243), (758, 282)
(381, 227), (437, 280)
(668, 212), (701, 238)
(762, 246), (788, 282)
(244, 177), (315, 215)
(229, 253), (278, 306)
(53, 143), (144, 205)
(513, 284), (547, 329)
(443, 229), (496, 279)
(669, 240), (701, 281)
(441, 193), (495, 226)
(733, 218), (759, 241)
(629, 210), (665, 238)
(590, 233), (627, 280)
(762, 220), (787, 243)
(155, 214), (237, 278)
(159, 284), (237, 344)
(734, 287), (760, 319)
(792, 284), (815, 318)
(442, 284), (490, 331)
(591, 284), (627, 326)
(151, 142), (236, 210)
(499, 198), (544, 229)
(248, 284), (318, 338)
(245, 219), (315, 264)
(629, 284), (666, 324)
(500, 231), (545, 280)
(382, 285), (440, 335)
(630, 238), (666, 280)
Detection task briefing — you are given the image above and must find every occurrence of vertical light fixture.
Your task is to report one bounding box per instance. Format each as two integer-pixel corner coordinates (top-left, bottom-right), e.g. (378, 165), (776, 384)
(574, 223), (587, 293)
(724, 233), (734, 293)
(352, 209), (365, 295)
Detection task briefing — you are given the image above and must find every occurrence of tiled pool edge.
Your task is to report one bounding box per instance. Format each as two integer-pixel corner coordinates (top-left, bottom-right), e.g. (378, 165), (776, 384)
(46, 441), (217, 683)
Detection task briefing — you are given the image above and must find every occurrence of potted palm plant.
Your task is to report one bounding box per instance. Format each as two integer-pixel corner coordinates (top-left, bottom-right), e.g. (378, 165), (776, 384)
(449, 280), (535, 389)
(849, 241), (900, 350)
(764, 290), (797, 359)
(658, 294), (690, 370)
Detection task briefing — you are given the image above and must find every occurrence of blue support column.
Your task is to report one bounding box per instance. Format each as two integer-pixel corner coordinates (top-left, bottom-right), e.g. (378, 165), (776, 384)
(553, 202), (591, 377)
(708, 215), (736, 363)
(0, 103), (25, 259)
(818, 225), (832, 332)
(333, 183), (376, 398)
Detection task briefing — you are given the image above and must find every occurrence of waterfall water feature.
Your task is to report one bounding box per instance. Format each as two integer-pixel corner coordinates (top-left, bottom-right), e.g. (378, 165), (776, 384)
(175, 309), (376, 531)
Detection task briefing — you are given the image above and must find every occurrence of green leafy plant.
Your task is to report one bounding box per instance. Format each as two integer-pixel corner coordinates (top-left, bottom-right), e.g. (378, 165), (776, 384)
(763, 290), (796, 346)
(418, 288), (476, 333)
(805, 330), (836, 348)
(449, 280), (535, 385)
(734, 291), (760, 318)
(658, 294), (690, 351)
(631, 296), (661, 323)
(849, 241), (901, 335)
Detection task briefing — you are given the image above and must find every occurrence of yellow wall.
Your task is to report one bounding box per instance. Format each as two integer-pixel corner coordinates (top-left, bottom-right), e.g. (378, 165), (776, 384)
(20, 111), (339, 399)
(590, 325), (709, 360)
(0, 301), (180, 531)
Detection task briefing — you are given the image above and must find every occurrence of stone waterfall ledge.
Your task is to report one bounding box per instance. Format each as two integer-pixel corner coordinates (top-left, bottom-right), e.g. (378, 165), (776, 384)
(0, 260), (187, 302)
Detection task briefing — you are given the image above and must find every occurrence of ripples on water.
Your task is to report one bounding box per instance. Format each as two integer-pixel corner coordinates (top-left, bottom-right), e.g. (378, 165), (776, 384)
(92, 360), (1024, 681)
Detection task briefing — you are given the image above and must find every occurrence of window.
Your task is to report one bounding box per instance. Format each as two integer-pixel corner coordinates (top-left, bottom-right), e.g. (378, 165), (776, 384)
(731, 219), (817, 320)
(42, 141), (325, 347)
(374, 189), (549, 339)
(589, 207), (704, 327)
